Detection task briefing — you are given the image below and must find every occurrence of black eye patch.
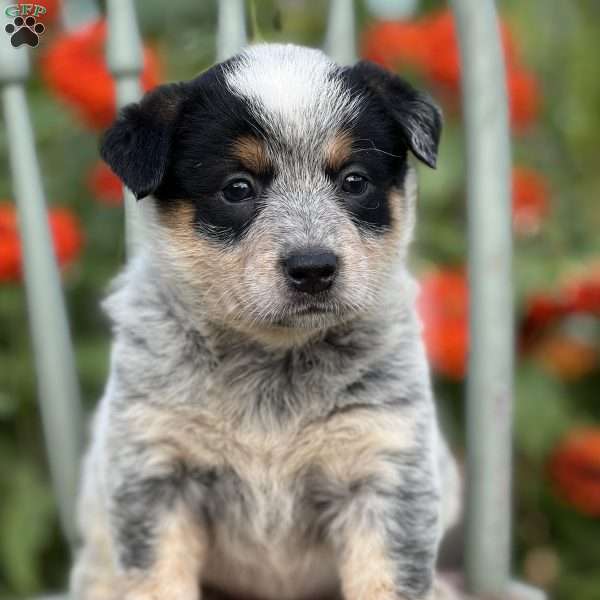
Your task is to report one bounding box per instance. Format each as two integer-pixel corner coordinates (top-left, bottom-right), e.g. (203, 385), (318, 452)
(334, 171), (393, 233)
(326, 137), (407, 234)
(153, 65), (273, 242)
(320, 75), (410, 234)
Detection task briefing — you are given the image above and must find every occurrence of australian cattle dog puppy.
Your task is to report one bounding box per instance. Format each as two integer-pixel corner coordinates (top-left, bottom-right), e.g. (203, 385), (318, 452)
(71, 44), (461, 600)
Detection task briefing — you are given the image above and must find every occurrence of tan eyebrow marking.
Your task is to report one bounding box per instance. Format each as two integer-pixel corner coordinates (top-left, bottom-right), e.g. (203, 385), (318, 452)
(324, 131), (353, 172)
(231, 136), (271, 174)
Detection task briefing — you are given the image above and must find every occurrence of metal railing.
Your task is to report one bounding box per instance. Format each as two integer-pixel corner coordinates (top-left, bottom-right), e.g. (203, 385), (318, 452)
(450, 0), (513, 594)
(0, 0), (82, 548)
(0, 0), (543, 598)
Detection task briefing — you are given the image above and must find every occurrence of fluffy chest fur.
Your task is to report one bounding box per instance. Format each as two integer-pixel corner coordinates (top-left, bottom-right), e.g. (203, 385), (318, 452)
(95, 257), (437, 599)
(103, 253), (432, 479)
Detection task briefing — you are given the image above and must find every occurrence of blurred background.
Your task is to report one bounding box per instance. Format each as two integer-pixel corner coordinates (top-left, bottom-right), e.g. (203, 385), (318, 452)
(1, 0), (599, 598)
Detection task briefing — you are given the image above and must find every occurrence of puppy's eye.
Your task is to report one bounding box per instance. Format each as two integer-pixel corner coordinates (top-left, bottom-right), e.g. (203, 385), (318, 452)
(342, 173), (368, 196)
(222, 179), (255, 203)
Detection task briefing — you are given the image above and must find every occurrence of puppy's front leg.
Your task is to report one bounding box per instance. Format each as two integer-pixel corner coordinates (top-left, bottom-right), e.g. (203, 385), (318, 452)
(109, 472), (206, 600)
(335, 457), (441, 600)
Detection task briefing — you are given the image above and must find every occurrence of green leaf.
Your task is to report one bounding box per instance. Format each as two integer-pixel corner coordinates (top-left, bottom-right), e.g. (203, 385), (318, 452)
(514, 362), (573, 461)
(0, 462), (55, 595)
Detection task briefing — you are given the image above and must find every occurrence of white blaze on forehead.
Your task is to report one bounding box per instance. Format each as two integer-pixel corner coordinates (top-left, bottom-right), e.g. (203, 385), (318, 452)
(224, 44), (362, 136)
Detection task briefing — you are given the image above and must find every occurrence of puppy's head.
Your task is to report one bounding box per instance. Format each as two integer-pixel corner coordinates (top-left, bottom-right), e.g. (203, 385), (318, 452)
(101, 44), (441, 344)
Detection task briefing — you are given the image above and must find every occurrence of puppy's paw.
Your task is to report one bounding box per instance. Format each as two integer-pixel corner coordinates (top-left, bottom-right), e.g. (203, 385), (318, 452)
(122, 578), (200, 600)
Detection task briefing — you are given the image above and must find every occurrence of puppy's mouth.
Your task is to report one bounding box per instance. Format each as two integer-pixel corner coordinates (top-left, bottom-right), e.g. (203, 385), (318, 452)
(291, 304), (336, 316)
(269, 301), (348, 328)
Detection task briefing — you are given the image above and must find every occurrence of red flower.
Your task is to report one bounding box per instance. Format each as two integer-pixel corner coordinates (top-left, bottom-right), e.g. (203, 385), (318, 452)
(522, 267), (600, 335)
(512, 167), (550, 235)
(562, 268), (600, 316)
(361, 10), (540, 131)
(519, 292), (565, 354)
(41, 20), (161, 129)
(0, 205), (21, 281)
(507, 69), (541, 132)
(521, 293), (565, 337)
(419, 11), (521, 92)
(418, 269), (469, 379)
(0, 202), (83, 283)
(520, 267), (600, 362)
(418, 11), (460, 91)
(49, 208), (83, 267)
(362, 21), (431, 73)
(549, 429), (600, 516)
(88, 161), (123, 206)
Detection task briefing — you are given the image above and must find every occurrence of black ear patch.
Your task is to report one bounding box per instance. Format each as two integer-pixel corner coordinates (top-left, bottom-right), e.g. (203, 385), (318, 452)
(348, 61), (442, 168)
(100, 83), (188, 199)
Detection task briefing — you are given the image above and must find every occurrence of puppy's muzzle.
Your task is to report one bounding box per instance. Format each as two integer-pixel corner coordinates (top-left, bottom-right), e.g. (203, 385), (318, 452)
(283, 248), (338, 295)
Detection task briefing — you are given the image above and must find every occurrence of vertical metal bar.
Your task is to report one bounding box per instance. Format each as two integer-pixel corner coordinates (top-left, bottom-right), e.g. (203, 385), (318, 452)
(325, 0), (357, 65)
(60, 0), (99, 30)
(216, 0), (247, 62)
(106, 0), (144, 256)
(0, 1), (82, 547)
(449, 0), (513, 596)
(364, 0), (419, 19)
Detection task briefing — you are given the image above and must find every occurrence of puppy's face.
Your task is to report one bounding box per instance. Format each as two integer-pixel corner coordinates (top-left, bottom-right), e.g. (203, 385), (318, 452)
(102, 45), (441, 341)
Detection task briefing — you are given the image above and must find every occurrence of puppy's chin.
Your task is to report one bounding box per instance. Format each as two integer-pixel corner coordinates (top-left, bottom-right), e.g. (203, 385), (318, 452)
(222, 306), (354, 349)
(231, 323), (322, 349)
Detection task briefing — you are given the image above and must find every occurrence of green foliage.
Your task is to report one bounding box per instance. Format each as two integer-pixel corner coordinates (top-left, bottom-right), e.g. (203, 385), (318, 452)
(514, 363), (572, 462)
(0, 456), (55, 595)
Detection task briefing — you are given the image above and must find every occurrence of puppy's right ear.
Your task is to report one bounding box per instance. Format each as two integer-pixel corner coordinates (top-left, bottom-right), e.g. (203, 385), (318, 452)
(100, 83), (187, 200)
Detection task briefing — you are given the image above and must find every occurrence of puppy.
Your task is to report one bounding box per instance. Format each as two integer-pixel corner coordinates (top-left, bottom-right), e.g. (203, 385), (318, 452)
(71, 44), (460, 600)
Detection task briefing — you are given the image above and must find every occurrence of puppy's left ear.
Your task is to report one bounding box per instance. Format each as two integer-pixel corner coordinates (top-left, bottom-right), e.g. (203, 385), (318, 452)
(100, 82), (188, 199)
(347, 61), (442, 168)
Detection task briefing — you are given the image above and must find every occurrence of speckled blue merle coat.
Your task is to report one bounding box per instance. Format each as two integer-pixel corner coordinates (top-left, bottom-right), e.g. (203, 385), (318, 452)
(71, 44), (461, 600)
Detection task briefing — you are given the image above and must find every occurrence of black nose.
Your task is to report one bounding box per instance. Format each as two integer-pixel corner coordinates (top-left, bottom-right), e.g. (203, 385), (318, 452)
(283, 249), (338, 294)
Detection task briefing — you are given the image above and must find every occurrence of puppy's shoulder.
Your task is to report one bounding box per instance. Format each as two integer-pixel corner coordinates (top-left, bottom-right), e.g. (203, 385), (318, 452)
(101, 254), (173, 331)
(101, 253), (212, 404)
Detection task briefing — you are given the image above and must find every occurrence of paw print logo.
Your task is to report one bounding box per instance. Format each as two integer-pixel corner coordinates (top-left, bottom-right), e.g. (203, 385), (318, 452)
(5, 15), (45, 48)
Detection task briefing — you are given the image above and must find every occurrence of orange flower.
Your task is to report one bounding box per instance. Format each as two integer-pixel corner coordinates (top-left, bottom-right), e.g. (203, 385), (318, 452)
(535, 333), (597, 381)
(507, 68), (541, 132)
(41, 20), (161, 129)
(512, 167), (550, 235)
(549, 429), (600, 516)
(361, 21), (431, 73)
(88, 161), (123, 206)
(0, 202), (83, 283)
(361, 10), (540, 131)
(418, 269), (469, 379)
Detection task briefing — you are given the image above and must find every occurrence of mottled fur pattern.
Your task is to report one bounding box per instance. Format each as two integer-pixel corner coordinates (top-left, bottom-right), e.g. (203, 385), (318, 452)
(72, 44), (460, 600)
